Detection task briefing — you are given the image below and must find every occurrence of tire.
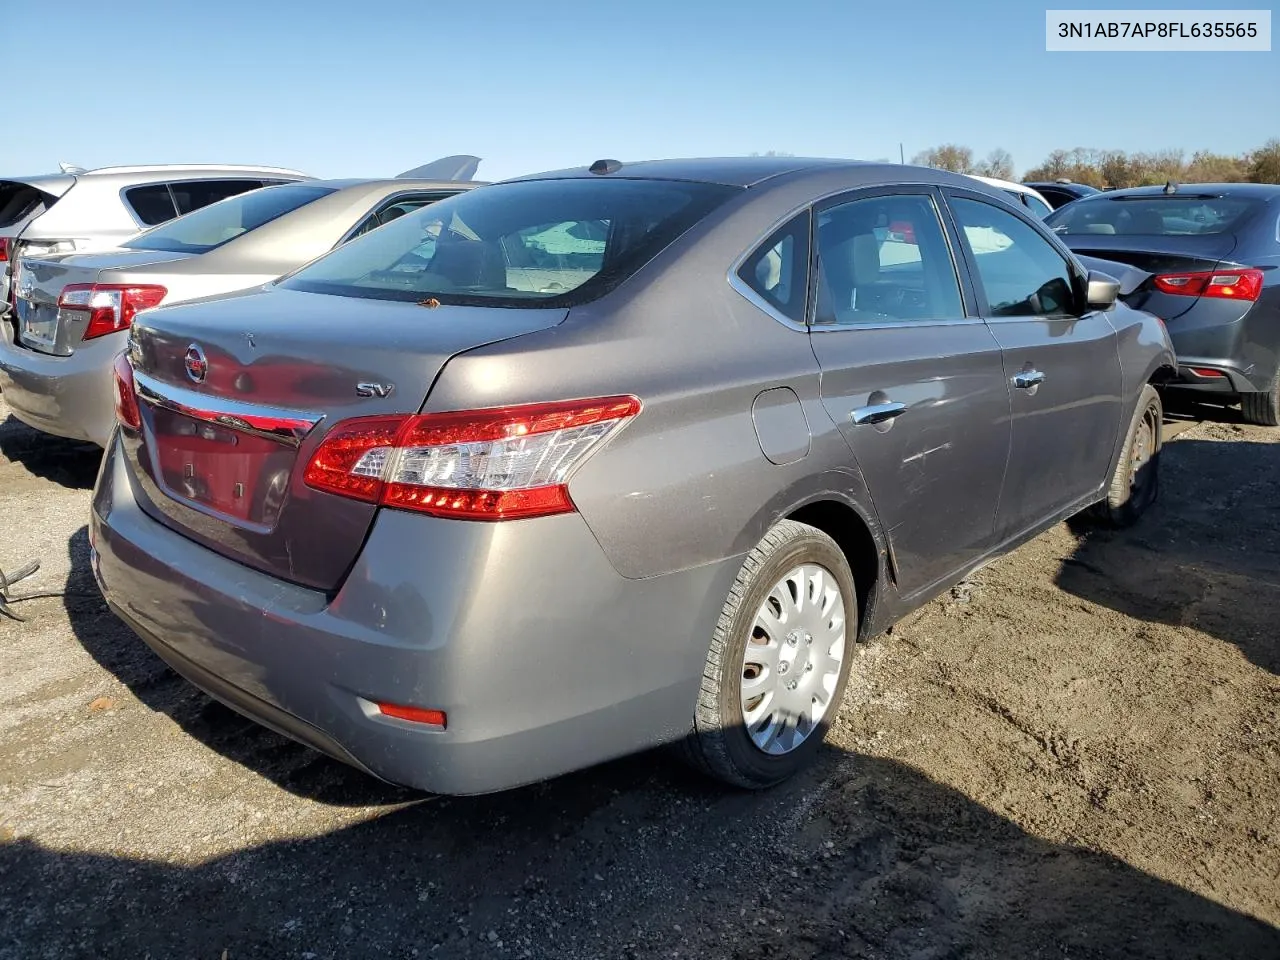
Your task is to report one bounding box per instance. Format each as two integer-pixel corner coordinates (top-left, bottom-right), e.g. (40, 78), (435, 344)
(682, 520), (857, 789)
(1240, 369), (1280, 426)
(1094, 384), (1162, 528)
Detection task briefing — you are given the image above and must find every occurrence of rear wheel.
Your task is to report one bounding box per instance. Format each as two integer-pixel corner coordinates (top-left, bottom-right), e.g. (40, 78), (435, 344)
(1094, 384), (1162, 527)
(1240, 369), (1280, 426)
(683, 520), (856, 789)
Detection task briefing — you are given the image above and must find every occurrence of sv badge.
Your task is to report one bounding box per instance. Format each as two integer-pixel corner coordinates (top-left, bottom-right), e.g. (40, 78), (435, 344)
(356, 382), (395, 398)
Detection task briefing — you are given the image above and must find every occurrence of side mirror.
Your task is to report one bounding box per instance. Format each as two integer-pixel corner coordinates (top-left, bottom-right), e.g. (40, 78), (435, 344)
(1085, 270), (1121, 311)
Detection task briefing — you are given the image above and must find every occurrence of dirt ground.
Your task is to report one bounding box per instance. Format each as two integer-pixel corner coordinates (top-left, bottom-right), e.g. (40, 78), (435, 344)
(0, 394), (1276, 960)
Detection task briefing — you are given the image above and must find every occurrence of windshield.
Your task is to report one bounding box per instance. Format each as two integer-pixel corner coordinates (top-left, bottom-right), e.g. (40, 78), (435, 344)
(124, 184), (338, 254)
(1045, 194), (1263, 237)
(279, 177), (741, 307)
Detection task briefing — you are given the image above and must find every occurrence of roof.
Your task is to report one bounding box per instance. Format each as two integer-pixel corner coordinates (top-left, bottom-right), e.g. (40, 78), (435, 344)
(77, 163), (311, 178)
(1092, 182), (1280, 199)
(506, 156), (873, 187)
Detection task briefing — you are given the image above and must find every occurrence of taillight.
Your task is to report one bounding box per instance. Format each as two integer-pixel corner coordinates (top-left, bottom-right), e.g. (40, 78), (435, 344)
(112, 352), (141, 430)
(58, 284), (167, 339)
(0, 237), (9, 262)
(1152, 269), (1263, 302)
(304, 396), (642, 520)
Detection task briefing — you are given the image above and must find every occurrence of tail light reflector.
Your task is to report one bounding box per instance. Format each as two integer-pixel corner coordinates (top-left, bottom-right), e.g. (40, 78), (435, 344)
(58, 283), (167, 340)
(1153, 269), (1263, 302)
(304, 396), (642, 520)
(112, 352), (141, 430)
(1190, 368), (1226, 379)
(376, 703), (446, 728)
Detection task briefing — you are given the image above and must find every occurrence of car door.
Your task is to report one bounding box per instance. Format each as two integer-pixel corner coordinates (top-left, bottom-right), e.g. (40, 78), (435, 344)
(807, 187), (1012, 597)
(942, 188), (1123, 544)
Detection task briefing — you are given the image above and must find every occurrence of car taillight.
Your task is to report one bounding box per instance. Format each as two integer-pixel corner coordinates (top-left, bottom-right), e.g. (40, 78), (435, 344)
(112, 352), (141, 430)
(58, 284), (167, 340)
(1152, 269), (1263, 302)
(0, 237), (9, 262)
(304, 396), (642, 520)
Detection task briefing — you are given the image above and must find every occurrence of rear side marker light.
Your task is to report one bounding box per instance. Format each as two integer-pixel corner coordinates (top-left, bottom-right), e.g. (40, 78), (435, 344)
(58, 283), (168, 339)
(112, 352), (141, 430)
(303, 396), (642, 521)
(1153, 269), (1263, 302)
(377, 703), (446, 728)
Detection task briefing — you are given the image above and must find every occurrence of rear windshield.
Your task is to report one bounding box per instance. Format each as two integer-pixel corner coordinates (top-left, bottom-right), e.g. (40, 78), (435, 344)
(1046, 194), (1263, 237)
(279, 177), (742, 307)
(124, 184), (337, 254)
(0, 182), (57, 228)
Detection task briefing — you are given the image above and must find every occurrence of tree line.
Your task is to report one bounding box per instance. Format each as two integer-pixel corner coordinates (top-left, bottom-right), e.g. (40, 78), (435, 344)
(910, 140), (1280, 187)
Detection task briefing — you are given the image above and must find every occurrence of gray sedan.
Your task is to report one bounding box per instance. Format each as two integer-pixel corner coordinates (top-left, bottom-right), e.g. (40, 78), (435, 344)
(90, 157), (1175, 794)
(0, 174), (478, 446)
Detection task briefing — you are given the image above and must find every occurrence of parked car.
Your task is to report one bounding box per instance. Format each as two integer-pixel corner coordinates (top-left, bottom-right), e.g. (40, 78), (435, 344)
(90, 157), (1175, 795)
(967, 175), (1054, 219)
(0, 167), (481, 446)
(1025, 180), (1102, 209)
(1, 164), (312, 309)
(1045, 182), (1280, 424)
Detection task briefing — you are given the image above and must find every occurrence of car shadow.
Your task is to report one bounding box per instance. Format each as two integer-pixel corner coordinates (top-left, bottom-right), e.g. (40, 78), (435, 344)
(1161, 391), (1247, 426)
(1, 751), (1275, 959)
(0, 413), (102, 489)
(1057, 437), (1280, 675)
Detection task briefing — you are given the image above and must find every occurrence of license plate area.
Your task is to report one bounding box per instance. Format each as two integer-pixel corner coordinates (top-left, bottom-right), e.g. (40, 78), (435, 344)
(16, 298), (58, 350)
(149, 406), (296, 528)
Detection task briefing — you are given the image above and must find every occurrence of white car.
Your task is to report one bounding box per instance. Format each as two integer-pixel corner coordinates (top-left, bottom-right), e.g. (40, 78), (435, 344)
(967, 175), (1054, 219)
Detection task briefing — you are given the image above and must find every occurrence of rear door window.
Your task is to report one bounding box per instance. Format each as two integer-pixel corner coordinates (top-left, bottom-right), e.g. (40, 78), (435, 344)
(813, 193), (963, 324)
(125, 184), (179, 226)
(170, 179), (266, 215)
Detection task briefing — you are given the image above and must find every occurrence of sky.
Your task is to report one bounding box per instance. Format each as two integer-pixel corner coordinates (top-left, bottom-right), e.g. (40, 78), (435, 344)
(4, 0), (1276, 182)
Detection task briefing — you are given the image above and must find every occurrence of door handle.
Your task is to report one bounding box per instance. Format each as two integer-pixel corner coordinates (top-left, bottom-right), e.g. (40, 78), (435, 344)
(1013, 369), (1046, 390)
(851, 401), (907, 426)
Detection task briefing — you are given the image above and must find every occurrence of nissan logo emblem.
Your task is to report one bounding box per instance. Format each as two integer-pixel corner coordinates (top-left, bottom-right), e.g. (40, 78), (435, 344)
(184, 344), (208, 384)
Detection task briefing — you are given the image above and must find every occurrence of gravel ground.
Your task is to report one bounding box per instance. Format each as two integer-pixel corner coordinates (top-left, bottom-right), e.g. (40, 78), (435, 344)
(1, 395), (1277, 960)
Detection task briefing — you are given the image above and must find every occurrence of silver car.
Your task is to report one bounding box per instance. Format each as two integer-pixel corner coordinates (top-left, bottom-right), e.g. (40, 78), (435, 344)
(0, 173), (479, 446)
(91, 157), (1175, 795)
(0, 164), (312, 307)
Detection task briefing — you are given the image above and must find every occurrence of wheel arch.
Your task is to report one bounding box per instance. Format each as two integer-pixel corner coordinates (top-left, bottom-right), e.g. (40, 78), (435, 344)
(781, 495), (890, 643)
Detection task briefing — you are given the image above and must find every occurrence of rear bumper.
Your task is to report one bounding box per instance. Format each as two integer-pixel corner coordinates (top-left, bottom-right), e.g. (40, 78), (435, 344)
(90, 434), (740, 795)
(1162, 360), (1254, 396)
(1161, 299), (1276, 394)
(0, 323), (121, 446)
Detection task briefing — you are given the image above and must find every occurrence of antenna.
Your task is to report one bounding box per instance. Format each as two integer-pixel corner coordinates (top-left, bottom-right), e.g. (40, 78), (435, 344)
(1164, 180), (1178, 194)
(899, 143), (905, 164)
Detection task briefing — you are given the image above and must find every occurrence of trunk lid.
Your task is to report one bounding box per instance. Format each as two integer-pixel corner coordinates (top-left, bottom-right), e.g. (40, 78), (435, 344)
(12, 251), (193, 354)
(1056, 232), (1239, 320)
(122, 287), (568, 591)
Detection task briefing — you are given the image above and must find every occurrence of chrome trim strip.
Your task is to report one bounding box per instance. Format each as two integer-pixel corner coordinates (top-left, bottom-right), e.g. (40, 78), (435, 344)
(726, 271), (809, 332)
(132, 370), (322, 447)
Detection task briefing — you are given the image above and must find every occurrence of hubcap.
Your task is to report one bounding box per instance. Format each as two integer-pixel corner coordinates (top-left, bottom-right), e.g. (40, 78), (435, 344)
(1129, 408), (1156, 495)
(740, 563), (847, 755)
